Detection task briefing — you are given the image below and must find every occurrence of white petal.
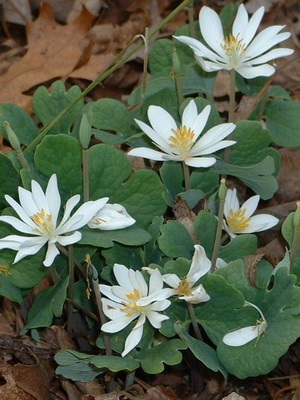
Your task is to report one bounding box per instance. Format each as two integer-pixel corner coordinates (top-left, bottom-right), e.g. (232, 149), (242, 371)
(245, 25), (287, 58)
(174, 35), (224, 63)
(45, 174), (61, 225)
(181, 100), (198, 128)
(59, 198), (109, 233)
(147, 106), (177, 143)
(232, 4), (249, 39)
(148, 268), (163, 294)
(57, 231), (82, 246)
(100, 285), (123, 303)
(191, 105), (211, 141)
(128, 147), (173, 161)
(224, 188), (239, 217)
(180, 285), (210, 304)
(14, 236), (47, 263)
(162, 273), (181, 288)
(102, 315), (135, 334)
(0, 234), (28, 250)
(137, 289), (174, 305)
(145, 310), (169, 329)
(241, 195), (259, 218)
(238, 214), (279, 233)
(184, 157), (216, 168)
(18, 188), (39, 217)
(238, 6), (264, 46)
(57, 195), (80, 227)
(223, 322), (267, 346)
(250, 47), (294, 65)
(199, 6), (226, 57)
(187, 244), (211, 283)
(0, 216), (36, 235)
(44, 242), (60, 266)
(190, 123), (235, 155)
(122, 315), (145, 356)
(88, 204), (135, 230)
(4, 195), (37, 228)
(134, 119), (172, 153)
(101, 298), (125, 319)
(113, 264), (134, 291)
(236, 63), (275, 79)
(31, 179), (50, 214)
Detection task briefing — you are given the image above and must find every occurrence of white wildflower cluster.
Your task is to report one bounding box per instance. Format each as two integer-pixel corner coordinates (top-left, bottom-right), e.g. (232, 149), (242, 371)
(100, 245), (212, 356)
(0, 174), (135, 267)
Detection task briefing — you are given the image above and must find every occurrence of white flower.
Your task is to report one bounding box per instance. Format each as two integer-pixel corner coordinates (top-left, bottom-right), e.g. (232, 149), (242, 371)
(88, 203), (135, 230)
(223, 301), (267, 346)
(0, 174), (108, 267)
(100, 264), (171, 357)
(128, 100), (235, 168)
(174, 4), (294, 79)
(223, 188), (278, 238)
(162, 245), (211, 304)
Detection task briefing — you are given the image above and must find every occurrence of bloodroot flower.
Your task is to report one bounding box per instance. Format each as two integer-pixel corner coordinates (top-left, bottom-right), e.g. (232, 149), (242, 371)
(0, 174), (108, 267)
(88, 203), (135, 230)
(223, 301), (267, 346)
(100, 264), (171, 357)
(162, 245), (211, 304)
(128, 100), (235, 168)
(223, 188), (278, 238)
(174, 4), (294, 79)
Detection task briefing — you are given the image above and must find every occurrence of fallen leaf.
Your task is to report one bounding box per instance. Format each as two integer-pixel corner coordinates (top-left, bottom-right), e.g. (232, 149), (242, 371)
(0, 3), (95, 111)
(13, 363), (50, 400)
(0, 358), (34, 400)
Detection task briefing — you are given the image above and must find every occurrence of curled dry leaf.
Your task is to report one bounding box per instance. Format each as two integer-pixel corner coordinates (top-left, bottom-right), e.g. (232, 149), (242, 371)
(0, 3), (95, 111)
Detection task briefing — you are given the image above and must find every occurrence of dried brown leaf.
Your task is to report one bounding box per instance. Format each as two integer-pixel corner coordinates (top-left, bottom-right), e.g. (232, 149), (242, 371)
(0, 3), (95, 111)
(13, 363), (50, 400)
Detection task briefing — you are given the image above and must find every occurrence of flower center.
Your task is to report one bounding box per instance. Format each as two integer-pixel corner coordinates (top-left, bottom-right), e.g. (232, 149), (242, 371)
(122, 288), (144, 316)
(169, 126), (196, 159)
(222, 34), (247, 68)
(32, 209), (55, 236)
(226, 208), (251, 232)
(177, 278), (192, 297)
(0, 265), (11, 276)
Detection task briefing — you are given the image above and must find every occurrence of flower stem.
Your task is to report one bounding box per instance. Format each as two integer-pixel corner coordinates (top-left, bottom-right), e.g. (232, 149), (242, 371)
(211, 179), (227, 272)
(82, 148), (89, 202)
(187, 0), (196, 39)
(67, 245), (75, 333)
(224, 69), (236, 164)
(290, 202), (300, 273)
(24, 0), (193, 153)
(183, 162), (191, 191)
(187, 303), (202, 340)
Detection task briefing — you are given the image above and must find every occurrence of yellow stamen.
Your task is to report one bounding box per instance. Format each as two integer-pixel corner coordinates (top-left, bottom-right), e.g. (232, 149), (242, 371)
(227, 208), (251, 232)
(169, 126), (196, 159)
(177, 278), (192, 297)
(32, 209), (54, 235)
(222, 34), (247, 67)
(0, 265), (11, 276)
(122, 289), (144, 317)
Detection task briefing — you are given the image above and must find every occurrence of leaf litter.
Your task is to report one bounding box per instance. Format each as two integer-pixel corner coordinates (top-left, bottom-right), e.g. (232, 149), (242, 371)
(0, 0), (299, 399)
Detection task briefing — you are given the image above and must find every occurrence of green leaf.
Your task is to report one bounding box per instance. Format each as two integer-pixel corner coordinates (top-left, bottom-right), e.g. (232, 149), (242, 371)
(230, 120), (280, 174)
(179, 327), (228, 379)
(137, 339), (187, 374)
(91, 98), (137, 139)
(214, 157), (278, 200)
(281, 212), (300, 277)
(20, 276), (69, 333)
(265, 100), (300, 147)
(35, 134), (82, 199)
(0, 103), (39, 145)
(0, 275), (23, 304)
(193, 211), (217, 258)
(219, 234), (257, 262)
(160, 162), (183, 206)
(80, 225), (151, 248)
(55, 350), (105, 382)
(91, 355), (139, 372)
(0, 154), (19, 208)
(216, 263), (300, 378)
(158, 220), (194, 259)
(88, 144), (166, 227)
(32, 81), (83, 135)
